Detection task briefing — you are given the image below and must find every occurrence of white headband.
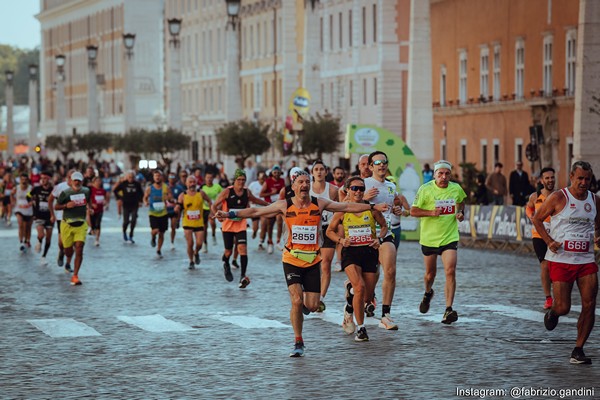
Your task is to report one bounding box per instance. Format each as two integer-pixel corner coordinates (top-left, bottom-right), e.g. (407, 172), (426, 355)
(434, 161), (452, 172)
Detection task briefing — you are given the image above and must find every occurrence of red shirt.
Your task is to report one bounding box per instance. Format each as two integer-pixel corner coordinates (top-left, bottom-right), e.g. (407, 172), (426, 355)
(90, 187), (107, 212)
(264, 177), (285, 203)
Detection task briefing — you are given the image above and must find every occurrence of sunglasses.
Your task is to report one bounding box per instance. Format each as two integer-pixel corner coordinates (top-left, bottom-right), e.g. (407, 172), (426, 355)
(349, 185), (366, 192)
(372, 160), (388, 166)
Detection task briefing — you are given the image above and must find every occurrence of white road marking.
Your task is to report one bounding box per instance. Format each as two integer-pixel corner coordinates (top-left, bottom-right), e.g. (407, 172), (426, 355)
(464, 304), (579, 324)
(117, 314), (194, 332)
(213, 315), (289, 328)
(27, 318), (102, 338)
(566, 305), (600, 316)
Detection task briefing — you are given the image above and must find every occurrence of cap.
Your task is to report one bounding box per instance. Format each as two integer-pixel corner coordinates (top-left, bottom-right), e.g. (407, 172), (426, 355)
(289, 167), (303, 180)
(71, 171), (84, 181)
(272, 165), (281, 171)
(234, 169), (246, 179)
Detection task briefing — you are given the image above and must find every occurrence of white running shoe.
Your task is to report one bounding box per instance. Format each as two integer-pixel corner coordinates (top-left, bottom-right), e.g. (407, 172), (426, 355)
(379, 314), (399, 330)
(275, 241), (283, 251)
(94, 239), (100, 247)
(171, 244), (176, 251)
(342, 307), (356, 335)
(201, 246), (208, 254)
(35, 242), (41, 253)
(267, 244), (274, 254)
(333, 261), (342, 272)
(40, 256), (47, 266)
(212, 236), (217, 245)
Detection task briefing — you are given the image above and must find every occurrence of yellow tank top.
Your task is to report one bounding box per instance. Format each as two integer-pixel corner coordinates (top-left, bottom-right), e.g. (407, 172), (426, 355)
(342, 210), (377, 246)
(182, 192), (205, 228)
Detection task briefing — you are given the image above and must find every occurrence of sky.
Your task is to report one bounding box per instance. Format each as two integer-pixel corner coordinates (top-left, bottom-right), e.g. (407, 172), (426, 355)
(0, 0), (41, 49)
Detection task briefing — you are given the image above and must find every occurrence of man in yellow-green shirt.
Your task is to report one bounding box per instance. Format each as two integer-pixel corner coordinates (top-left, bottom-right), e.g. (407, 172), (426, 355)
(411, 160), (466, 325)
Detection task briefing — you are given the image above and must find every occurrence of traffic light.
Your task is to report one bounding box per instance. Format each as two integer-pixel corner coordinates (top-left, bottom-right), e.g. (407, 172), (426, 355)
(34, 144), (42, 153)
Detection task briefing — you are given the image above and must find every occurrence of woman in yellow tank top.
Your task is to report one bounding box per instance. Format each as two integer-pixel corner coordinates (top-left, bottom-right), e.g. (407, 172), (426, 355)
(326, 176), (388, 342)
(176, 176), (212, 270)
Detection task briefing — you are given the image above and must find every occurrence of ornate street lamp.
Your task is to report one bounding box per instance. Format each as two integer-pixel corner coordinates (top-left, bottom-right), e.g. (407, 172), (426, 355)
(86, 45), (98, 65)
(5, 70), (14, 155)
(55, 54), (66, 137)
(86, 45), (99, 133)
(29, 64), (38, 77)
(123, 34), (136, 131)
(5, 70), (14, 84)
(123, 33), (136, 59)
(28, 65), (39, 155)
(168, 18), (182, 47)
(225, 0), (241, 30)
(167, 18), (183, 130)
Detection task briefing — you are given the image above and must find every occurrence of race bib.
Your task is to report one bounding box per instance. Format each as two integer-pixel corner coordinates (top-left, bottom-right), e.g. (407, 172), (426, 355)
(103, 183), (111, 191)
(435, 199), (456, 215)
(39, 201), (49, 211)
(95, 195), (105, 204)
(186, 210), (201, 220)
(291, 225), (318, 244)
(348, 226), (373, 245)
(564, 233), (591, 253)
(152, 202), (165, 211)
(70, 193), (87, 206)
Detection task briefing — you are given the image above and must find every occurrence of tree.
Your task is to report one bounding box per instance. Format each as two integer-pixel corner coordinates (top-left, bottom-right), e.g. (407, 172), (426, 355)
(77, 132), (116, 162)
(44, 134), (77, 162)
(0, 45), (39, 105)
(215, 119), (271, 168)
(144, 128), (190, 170)
(297, 112), (343, 162)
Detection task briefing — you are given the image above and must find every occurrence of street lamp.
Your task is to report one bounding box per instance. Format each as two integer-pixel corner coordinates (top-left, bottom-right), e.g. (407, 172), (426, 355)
(225, 0), (241, 30)
(28, 64), (39, 155)
(86, 44), (99, 133)
(123, 34), (136, 131)
(5, 70), (14, 156)
(167, 18), (183, 130)
(55, 54), (66, 137)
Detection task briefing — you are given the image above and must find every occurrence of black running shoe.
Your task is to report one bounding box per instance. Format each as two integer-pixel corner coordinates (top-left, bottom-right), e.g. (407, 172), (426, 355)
(570, 347), (592, 364)
(238, 276), (250, 289)
(188, 262), (195, 270)
(231, 259), (239, 269)
(355, 327), (369, 342)
(151, 236), (156, 248)
(544, 310), (559, 331)
(419, 289), (434, 314)
(57, 251), (64, 267)
(302, 305), (311, 315)
(64, 263), (73, 273)
(194, 252), (200, 265)
(441, 308), (458, 324)
(223, 262), (233, 282)
(365, 302), (376, 318)
(289, 341), (305, 357)
(129, 236), (135, 244)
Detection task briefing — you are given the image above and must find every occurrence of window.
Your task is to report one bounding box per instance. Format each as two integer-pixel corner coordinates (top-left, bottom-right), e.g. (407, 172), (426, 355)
(441, 139), (447, 161)
(565, 29), (576, 96)
(348, 10), (352, 47)
(460, 140), (467, 164)
(515, 39), (525, 99)
(329, 14), (333, 51)
(339, 12), (343, 49)
(543, 35), (553, 96)
(372, 4), (377, 44)
(566, 137), (574, 181)
(515, 138), (523, 163)
(459, 50), (467, 104)
(493, 140), (500, 165)
(481, 140), (488, 172)
(320, 17), (323, 52)
(440, 65), (447, 106)
(373, 77), (377, 105)
(363, 78), (367, 105)
(362, 6), (366, 45)
(480, 47), (489, 99)
(349, 80), (353, 106)
(493, 45), (501, 100)
(257, 23), (261, 57)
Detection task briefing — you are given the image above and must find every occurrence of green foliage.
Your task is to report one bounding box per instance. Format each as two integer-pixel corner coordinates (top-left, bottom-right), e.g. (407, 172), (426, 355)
(44, 135), (77, 161)
(0, 45), (39, 105)
(114, 128), (190, 167)
(215, 120), (271, 167)
(298, 112), (343, 161)
(459, 162), (485, 204)
(77, 132), (116, 161)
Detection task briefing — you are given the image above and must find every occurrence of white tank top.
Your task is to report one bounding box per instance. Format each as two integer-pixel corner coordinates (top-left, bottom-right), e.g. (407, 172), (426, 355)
(16, 185), (33, 216)
(310, 182), (333, 225)
(545, 188), (596, 264)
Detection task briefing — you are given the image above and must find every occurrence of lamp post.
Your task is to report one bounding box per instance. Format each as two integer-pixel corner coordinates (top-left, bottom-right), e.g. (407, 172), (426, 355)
(167, 18), (182, 131)
(55, 55), (66, 137)
(123, 33), (136, 132)
(28, 64), (39, 155)
(86, 45), (99, 133)
(225, 0), (242, 122)
(5, 70), (14, 156)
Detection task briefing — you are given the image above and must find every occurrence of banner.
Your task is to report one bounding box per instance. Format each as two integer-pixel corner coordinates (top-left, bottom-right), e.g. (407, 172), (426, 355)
(0, 134), (7, 151)
(460, 205), (534, 243)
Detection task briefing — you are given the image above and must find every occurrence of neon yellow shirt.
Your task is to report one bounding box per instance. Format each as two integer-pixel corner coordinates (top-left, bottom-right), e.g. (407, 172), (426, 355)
(201, 183), (223, 210)
(412, 180), (466, 247)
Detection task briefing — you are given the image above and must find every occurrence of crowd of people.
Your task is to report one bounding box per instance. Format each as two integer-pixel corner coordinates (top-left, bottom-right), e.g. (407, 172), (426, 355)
(0, 153), (598, 364)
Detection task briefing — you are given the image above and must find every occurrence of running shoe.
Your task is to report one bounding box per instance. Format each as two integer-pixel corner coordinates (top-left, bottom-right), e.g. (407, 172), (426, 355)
(129, 236), (135, 244)
(212, 235), (217, 245)
(64, 263), (73, 273)
(231, 259), (239, 269)
(275, 241), (283, 251)
(156, 250), (163, 259)
(379, 314), (399, 330)
(289, 341), (305, 357)
(188, 262), (195, 270)
(6, 220), (12, 227)
(543, 296), (553, 310)
(194, 252), (200, 265)
(344, 280), (354, 306)
(94, 239), (100, 247)
(171, 244), (176, 252)
(355, 327), (369, 342)
(151, 236), (156, 247)
(70, 275), (82, 285)
(201, 246), (208, 253)
(342, 307), (356, 335)
(419, 289), (435, 314)
(40, 256), (47, 266)
(317, 301), (326, 313)
(258, 243), (265, 251)
(57, 251), (64, 267)
(570, 347), (592, 365)
(123, 232), (128, 242)
(333, 261), (342, 272)
(19, 244), (25, 252)
(441, 308), (458, 324)
(302, 305), (311, 315)
(223, 262), (234, 282)
(544, 309), (559, 331)
(365, 297), (377, 318)
(35, 241), (41, 253)
(267, 243), (274, 254)
(239, 276), (251, 289)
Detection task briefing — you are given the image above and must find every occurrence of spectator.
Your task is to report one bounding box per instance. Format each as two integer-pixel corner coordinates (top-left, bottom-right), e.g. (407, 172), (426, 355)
(509, 161), (532, 206)
(472, 174), (489, 205)
(485, 163), (507, 205)
(422, 163), (434, 184)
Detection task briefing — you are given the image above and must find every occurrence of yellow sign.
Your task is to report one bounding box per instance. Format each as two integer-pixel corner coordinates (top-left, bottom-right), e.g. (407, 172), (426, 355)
(0, 135), (7, 151)
(283, 88), (311, 154)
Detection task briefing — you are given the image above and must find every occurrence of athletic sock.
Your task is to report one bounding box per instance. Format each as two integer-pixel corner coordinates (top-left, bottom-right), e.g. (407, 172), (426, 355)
(345, 304), (354, 314)
(295, 336), (303, 344)
(42, 241), (51, 257)
(382, 305), (391, 317)
(240, 255), (248, 277)
(222, 254), (230, 264)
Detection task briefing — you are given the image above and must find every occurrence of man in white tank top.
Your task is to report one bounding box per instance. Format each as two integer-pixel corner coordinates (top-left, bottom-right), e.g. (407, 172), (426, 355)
(309, 160), (339, 312)
(532, 161), (600, 365)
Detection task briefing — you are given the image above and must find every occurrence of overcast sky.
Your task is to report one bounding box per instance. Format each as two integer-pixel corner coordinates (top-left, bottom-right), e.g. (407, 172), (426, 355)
(0, 0), (40, 49)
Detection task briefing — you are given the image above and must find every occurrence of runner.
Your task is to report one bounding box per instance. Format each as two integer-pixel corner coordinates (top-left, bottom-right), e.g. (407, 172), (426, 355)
(48, 170), (74, 271)
(248, 171), (266, 239)
(176, 175), (212, 269)
(211, 169), (268, 287)
(143, 170), (172, 259)
(54, 171), (91, 285)
(90, 176), (110, 247)
(2, 173), (15, 226)
(13, 174), (34, 252)
(113, 171), (144, 243)
(259, 165), (285, 253)
(166, 173), (184, 251)
(215, 170), (388, 357)
(201, 171), (223, 250)
(525, 167), (556, 309)
(326, 176), (388, 341)
(27, 170), (54, 265)
(363, 151), (405, 329)
(309, 160), (339, 312)
(410, 160), (467, 324)
(533, 161), (600, 364)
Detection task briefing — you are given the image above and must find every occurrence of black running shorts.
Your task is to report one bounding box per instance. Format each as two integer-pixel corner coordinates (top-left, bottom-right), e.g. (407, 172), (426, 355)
(283, 262), (321, 293)
(421, 241), (458, 256)
(222, 230), (247, 250)
(341, 246), (379, 273)
(532, 238), (548, 263)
